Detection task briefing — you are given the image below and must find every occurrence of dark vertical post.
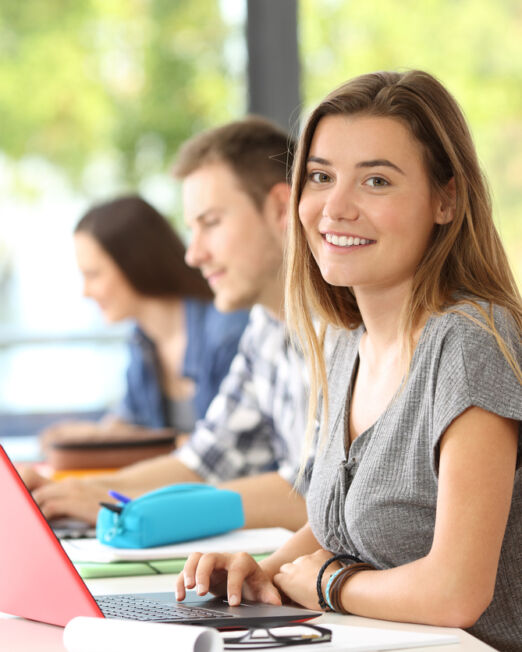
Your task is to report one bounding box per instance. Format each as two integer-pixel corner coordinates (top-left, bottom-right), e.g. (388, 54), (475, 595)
(246, 0), (301, 131)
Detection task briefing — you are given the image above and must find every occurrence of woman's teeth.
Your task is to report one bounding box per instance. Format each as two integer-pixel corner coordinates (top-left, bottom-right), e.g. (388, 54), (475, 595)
(325, 233), (371, 247)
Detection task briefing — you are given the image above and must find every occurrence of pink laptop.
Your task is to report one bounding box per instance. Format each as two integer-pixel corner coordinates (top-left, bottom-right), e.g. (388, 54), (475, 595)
(0, 446), (319, 628)
(0, 446), (103, 626)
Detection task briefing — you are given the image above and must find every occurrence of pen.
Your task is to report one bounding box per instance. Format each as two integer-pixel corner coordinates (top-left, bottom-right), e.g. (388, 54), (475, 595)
(99, 501), (123, 514)
(108, 490), (132, 504)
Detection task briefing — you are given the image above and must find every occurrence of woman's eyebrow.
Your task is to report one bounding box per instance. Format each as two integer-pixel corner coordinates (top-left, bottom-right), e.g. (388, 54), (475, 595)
(307, 156), (405, 175)
(307, 155), (331, 165)
(356, 159), (405, 175)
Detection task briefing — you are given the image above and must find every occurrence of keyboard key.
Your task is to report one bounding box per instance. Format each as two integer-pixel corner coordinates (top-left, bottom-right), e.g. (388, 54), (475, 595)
(95, 595), (234, 622)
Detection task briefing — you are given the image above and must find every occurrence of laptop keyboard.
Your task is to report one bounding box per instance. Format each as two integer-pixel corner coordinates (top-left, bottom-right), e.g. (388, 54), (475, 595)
(96, 594), (235, 622)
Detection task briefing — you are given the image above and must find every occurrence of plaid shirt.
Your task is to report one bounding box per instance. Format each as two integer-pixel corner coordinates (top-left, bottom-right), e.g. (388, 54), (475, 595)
(175, 305), (309, 492)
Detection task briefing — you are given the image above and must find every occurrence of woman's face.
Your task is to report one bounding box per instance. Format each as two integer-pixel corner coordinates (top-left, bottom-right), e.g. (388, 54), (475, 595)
(298, 114), (450, 297)
(74, 232), (141, 323)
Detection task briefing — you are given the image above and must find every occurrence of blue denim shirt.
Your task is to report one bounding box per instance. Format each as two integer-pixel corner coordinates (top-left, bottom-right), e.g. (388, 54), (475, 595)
(113, 298), (249, 429)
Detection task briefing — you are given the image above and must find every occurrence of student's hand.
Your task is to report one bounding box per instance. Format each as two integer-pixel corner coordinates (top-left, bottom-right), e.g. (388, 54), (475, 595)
(274, 549), (337, 610)
(31, 477), (109, 525)
(176, 552), (282, 607)
(17, 465), (51, 491)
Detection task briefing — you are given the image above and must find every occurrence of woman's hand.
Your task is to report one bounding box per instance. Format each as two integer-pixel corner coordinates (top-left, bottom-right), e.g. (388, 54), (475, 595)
(176, 552), (282, 607)
(274, 549), (338, 610)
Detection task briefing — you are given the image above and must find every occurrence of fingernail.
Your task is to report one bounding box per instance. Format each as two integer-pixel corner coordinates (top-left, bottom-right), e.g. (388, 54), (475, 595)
(174, 591), (178, 601)
(184, 577), (191, 588)
(229, 594), (239, 606)
(197, 584), (205, 595)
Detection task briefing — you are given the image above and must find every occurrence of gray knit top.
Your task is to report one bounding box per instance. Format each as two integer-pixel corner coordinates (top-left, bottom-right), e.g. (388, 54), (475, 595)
(307, 302), (522, 652)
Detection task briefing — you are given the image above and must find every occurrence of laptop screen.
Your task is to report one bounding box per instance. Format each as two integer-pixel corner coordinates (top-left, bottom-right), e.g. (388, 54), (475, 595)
(0, 446), (102, 626)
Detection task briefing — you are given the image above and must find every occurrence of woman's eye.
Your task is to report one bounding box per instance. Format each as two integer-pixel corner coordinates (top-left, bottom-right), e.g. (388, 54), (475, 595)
(308, 171), (331, 183)
(366, 176), (389, 187)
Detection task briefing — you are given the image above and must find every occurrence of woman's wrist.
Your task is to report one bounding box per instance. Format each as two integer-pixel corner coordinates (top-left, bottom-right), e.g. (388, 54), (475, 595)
(316, 554), (364, 610)
(324, 567), (345, 610)
(329, 562), (376, 614)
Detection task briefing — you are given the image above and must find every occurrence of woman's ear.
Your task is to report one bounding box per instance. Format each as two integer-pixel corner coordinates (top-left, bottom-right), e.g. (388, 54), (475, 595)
(434, 177), (456, 225)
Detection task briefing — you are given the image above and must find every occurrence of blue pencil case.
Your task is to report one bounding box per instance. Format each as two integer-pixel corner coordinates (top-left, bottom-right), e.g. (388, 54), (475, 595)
(96, 483), (244, 548)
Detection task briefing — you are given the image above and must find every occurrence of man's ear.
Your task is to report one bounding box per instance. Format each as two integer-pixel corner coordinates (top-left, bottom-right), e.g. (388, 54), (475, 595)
(265, 182), (292, 232)
(434, 177), (456, 225)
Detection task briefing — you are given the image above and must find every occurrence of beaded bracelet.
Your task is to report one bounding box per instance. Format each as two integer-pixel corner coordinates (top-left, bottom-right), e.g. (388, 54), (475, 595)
(316, 553), (363, 610)
(324, 567), (344, 610)
(328, 562), (376, 614)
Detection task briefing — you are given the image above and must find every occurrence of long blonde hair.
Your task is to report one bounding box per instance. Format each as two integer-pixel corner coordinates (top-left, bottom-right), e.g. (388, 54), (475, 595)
(285, 70), (522, 471)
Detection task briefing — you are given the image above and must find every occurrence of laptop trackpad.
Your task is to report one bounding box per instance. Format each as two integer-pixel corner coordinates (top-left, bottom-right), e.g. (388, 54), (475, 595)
(140, 591), (243, 611)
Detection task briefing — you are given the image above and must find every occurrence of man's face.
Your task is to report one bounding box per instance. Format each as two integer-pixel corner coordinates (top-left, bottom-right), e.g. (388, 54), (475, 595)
(183, 162), (286, 314)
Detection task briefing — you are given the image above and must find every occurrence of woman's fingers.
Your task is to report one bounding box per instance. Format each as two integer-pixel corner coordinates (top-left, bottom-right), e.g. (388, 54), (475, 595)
(225, 552), (259, 606)
(175, 552), (281, 607)
(256, 579), (283, 606)
(175, 575), (186, 602)
(195, 553), (226, 595)
(181, 552), (204, 590)
(226, 553), (283, 606)
(177, 553), (232, 601)
(176, 552), (203, 601)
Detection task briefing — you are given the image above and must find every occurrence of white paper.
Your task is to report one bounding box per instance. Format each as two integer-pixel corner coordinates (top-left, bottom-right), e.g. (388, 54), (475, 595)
(63, 620), (459, 652)
(62, 527), (294, 562)
(63, 617), (222, 652)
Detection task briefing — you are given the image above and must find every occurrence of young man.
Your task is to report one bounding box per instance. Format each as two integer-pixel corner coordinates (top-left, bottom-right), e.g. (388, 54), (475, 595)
(22, 117), (310, 531)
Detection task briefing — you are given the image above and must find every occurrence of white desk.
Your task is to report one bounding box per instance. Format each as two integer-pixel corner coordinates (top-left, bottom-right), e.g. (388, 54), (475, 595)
(0, 573), (496, 651)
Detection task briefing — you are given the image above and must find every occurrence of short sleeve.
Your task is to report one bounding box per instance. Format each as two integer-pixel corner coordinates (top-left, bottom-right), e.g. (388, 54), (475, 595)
(431, 306), (522, 470)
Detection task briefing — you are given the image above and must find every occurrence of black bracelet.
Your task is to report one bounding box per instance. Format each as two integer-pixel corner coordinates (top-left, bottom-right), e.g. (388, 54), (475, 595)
(316, 553), (362, 610)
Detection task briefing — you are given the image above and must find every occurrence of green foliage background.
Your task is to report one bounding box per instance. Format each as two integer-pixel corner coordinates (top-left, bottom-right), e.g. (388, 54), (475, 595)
(0, 0), (242, 183)
(0, 0), (520, 281)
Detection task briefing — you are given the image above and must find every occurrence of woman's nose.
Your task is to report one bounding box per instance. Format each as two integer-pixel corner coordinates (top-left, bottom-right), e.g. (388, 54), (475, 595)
(322, 183), (359, 222)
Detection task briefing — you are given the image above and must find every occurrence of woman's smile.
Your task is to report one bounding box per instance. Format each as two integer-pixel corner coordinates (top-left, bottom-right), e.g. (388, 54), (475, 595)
(322, 232), (375, 248)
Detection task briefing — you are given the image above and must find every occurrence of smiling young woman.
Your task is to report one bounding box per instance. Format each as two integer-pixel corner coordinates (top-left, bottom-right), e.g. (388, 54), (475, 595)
(283, 69), (522, 652)
(177, 70), (522, 652)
